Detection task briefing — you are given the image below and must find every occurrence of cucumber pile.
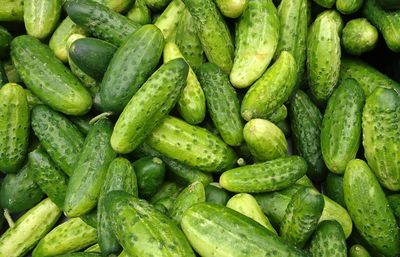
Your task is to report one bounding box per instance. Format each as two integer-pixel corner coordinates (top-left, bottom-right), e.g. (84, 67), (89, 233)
(0, 0), (399, 256)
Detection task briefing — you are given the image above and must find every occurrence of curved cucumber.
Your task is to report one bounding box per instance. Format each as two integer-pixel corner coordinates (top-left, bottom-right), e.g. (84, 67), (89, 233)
(214, 0), (248, 18)
(0, 0), (24, 22)
(336, 0), (363, 14)
(342, 18), (378, 56)
(133, 157), (165, 198)
(309, 220), (347, 257)
(154, 0), (186, 41)
(127, 0), (151, 25)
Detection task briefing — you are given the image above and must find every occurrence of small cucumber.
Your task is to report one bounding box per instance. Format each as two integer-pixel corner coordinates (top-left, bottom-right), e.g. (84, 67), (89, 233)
(0, 0), (24, 22)
(25, 89), (43, 109)
(309, 220), (347, 257)
(93, 0), (134, 13)
(336, 0), (363, 14)
(145, 0), (172, 10)
(154, 0), (186, 41)
(349, 245), (372, 257)
(133, 157), (165, 198)
(0, 26), (12, 59)
(323, 173), (346, 208)
(387, 194), (400, 223)
(342, 18), (379, 56)
(213, 0), (248, 18)
(205, 183), (230, 206)
(313, 0), (335, 8)
(319, 196), (352, 239)
(127, 0), (151, 25)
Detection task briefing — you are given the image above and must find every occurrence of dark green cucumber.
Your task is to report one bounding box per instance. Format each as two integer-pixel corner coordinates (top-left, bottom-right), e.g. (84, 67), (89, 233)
(309, 220), (347, 257)
(105, 191), (196, 257)
(289, 90), (326, 181)
(0, 26), (12, 58)
(197, 63), (243, 146)
(336, 0), (363, 14)
(111, 59), (188, 153)
(11, 35), (92, 115)
(387, 194), (400, 224)
(349, 245), (372, 257)
(31, 105), (85, 176)
(0, 83), (29, 174)
(205, 183), (230, 206)
(100, 25), (164, 113)
(0, 61), (8, 87)
(150, 181), (184, 204)
(145, 0), (172, 10)
(98, 157), (138, 257)
(133, 157), (165, 198)
(181, 203), (308, 257)
(65, 0), (140, 46)
(81, 211), (98, 229)
(64, 119), (116, 217)
(154, 0), (186, 41)
(127, 0), (151, 25)
(153, 195), (176, 214)
(323, 173), (346, 208)
(93, 0), (134, 12)
(378, 0), (400, 9)
(0, 0), (24, 22)
(342, 18), (379, 56)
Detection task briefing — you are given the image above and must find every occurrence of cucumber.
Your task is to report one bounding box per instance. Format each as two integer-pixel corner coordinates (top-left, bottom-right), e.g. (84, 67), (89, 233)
(0, 198), (61, 257)
(69, 116), (92, 135)
(0, 83), (29, 173)
(65, 0), (140, 46)
(145, 0), (172, 10)
(378, 0), (400, 9)
(150, 181), (184, 203)
(164, 42), (206, 125)
(0, 0), (24, 22)
(323, 173), (345, 208)
(205, 183), (230, 206)
(11, 35), (92, 115)
(154, 0), (186, 41)
(24, 0), (62, 39)
(349, 245), (372, 257)
(64, 119), (116, 217)
(342, 18), (379, 56)
(268, 105), (287, 123)
(321, 79), (364, 174)
(31, 105), (85, 176)
(344, 159), (400, 256)
(289, 90), (326, 181)
(362, 87), (400, 191)
(93, 0), (134, 13)
(24, 89), (42, 109)
(183, 0), (234, 73)
(336, 0), (363, 14)
(313, 0), (335, 8)
(230, 0), (279, 88)
(98, 157), (138, 256)
(127, 0), (151, 25)
(0, 26), (12, 58)
(243, 119), (287, 162)
(3, 60), (21, 83)
(220, 156), (307, 193)
(181, 203), (308, 257)
(0, 62), (8, 87)
(309, 220), (347, 257)
(213, 0), (248, 18)
(133, 157), (165, 198)
(105, 191), (196, 257)
(81, 211), (98, 229)
(111, 59), (188, 153)
(85, 244), (101, 253)
(387, 194), (400, 223)
(57, 253), (101, 257)
(241, 51), (296, 121)
(146, 116), (237, 172)
(319, 196), (352, 239)
(32, 217), (97, 257)
(197, 63), (243, 145)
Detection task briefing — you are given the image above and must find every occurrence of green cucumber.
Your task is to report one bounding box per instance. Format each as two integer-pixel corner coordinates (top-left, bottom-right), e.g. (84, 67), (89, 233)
(243, 119), (287, 162)
(197, 63), (243, 145)
(69, 116), (92, 135)
(85, 244), (101, 253)
(150, 181), (184, 204)
(336, 0), (363, 14)
(133, 157), (165, 198)
(153, 195), (176, 214)
(164, 42), (206, 125)
(0, 62), (8, 87)
(342, 18), (379, 56)
(220, 156), (307, 193)
(309, 220), (347, 257)
(93, 0), (134, 12)
(313, 0), (335, 8)
(32, 217), (97, 257)
(349, 245), (372, 257)
(98, 157), (138, 256)
(0, 198), (61, 257)
(0, 0), (24, 22)
(146, 116), (237, 173)
(154, 0), (186, 41)
(181, 203), (308, 257)
(268, 105), (287, 123)
(25, 89), (43, 109)
(362, 87), (400, 191)
(319, 196), (352, 239)
(387, 194), (400, 223)
(127, 0), (151, 25)
(321, 79), (364, 174)
(230, 0), (279, 88)
(31, 105), (85, 176)
(65, 0), (140, 46)
(183, 0), (234, 73)
(145, 0), (172, 10)
(110, 59), (188, 153)
(0, 26), (12, 59)
(241, 51), (296, 121)
(205, 183), (230, 206)
(378, 0), (400, 9)
(81, 211), (98, 229)
(105, 191), (196, 257)
(11, 35), (92, 115)
(24, 0), (62, 39)
(3, 59), (21, 83)
(213, 0), (248, 18)
(57, 253), (101, 257)
(0, 83), (29, 173)
(323, 173), (346, 208)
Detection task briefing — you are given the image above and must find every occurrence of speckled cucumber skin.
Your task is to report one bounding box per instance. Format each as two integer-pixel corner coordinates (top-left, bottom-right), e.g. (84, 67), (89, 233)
(0, 198), (61, 257)
(309, 220), (347, 257)
(349, 245), (372, 257)
(32, 217), (97, 257)
(181, 202), (308, 257)
(0, 0), (24, 22)
(111, 59), (188, 154)
(313, 0), (335, 8)
(154, 0), (186, 41)
(362, 87), (400, 191)
(213, 0), (248, 18)
(342, 18), (378, 56)
(146, 116), (237, 173)
(100, 25), (164, 113)
(268, 105), (287, 123)
(241, 51), (296, 121)
(344, 159), (400, 256)
(105, 191), (196, 257)
(197, 63), (243, 146)
(0, 83), (29, 174)
(336, 0), (363, 14)
(93, 0), (134, 13)
(321, 79), (364, 174)
(387, 194), (400, 223)
(127, 0), (151, 25)
(183, 0), (234, 73)
(230, 0), (279, 88)
(64, 119), (116, 217)
(31, 105), (85, 176)
(11, 35), (92, 115)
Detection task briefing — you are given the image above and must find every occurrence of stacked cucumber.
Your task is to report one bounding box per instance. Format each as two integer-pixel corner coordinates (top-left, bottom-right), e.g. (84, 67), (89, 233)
(0, 0), (399, 257)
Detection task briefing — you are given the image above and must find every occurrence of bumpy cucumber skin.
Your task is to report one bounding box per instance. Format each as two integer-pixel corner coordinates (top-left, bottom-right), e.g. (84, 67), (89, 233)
(31, 105), (85, 176)
(154, 0), (186, 41)
(100, 25), (164, 113)
(198, 63), (243, 145)
(127, 0), (151, 25)
(181, 203), (308, 257)
(349, 245), (372, 257)
(230, 0), (279, 88)
(11, 35), (92, 115)
(243, 119), (287, 162)
(321, 79), (364, 174)
(0, 198), (61, 257)
(289, 90), (326, 181)
(93, 0), (134, 13)
(309, 220), (347, 257)
(0, 83), (29, 173)
(362, 87), (400, 191)
(0, 0), (24, 21)
(64, 119), (116, 218)
(105, 191), (196, 257)
(214, 0), (248, 18)
(133, 157), (164, 198)
(313, 0), (335, 7)
(65, 0), (140, 46)
(98, 157), (137, 257)
(0, 26), (12, 59)
(111, 59), (188, 154)
(323, 173), (346, 208)
(183, 0), (234, 73)
(387, 194), (400, 223)
(146, 116), (237, 173)
(145, 0), (172, 10)
(336, 0), (363, 14)
(342, 18), (379, 56)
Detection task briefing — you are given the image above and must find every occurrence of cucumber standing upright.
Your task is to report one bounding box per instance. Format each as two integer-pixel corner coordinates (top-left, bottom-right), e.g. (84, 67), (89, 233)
(309, 220), (347, 257)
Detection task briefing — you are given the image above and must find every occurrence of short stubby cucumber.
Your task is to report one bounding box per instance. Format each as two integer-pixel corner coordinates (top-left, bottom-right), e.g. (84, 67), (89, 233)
(342, 18), (379, 56)
(309, 220), (347, 257)
(154, 0), (186, 41)
(213, 0), (248, 18)
(336, 0), (363, 14)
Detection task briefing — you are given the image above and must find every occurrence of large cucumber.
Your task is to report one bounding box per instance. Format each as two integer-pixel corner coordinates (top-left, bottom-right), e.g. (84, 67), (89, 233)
(213, 0), (248, 18)
(154, 0), (186, 41)
(342, 18), (379, 56)
(0, 26), (12, 59)
(0, 0), (24, 22)
(309, 220), (347, 257)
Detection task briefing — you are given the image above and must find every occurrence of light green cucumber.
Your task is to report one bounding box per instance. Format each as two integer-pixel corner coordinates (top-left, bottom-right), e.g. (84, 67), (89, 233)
(267, 105), (287, 123)
(93, 0), (134, 13)
(154, 0), (186, 41)
(336, 0), (363, 14)
(213, 0), (248, 18)
(342, 18), (378, 56)
(309, 220), (347, 257)
(85, 244), (101, 253)
(0, 0), (24, 22)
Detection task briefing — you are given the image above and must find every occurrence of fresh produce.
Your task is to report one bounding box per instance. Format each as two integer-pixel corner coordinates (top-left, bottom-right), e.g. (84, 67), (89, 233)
(154, 0), (186, 41)
(133, 156), (165, 198)
(342, 18), (379, 56)
(214, 0), (248, 18)
(205, 183), (230, 206)
(0, 26), (12, 59)
(309, 220), (347, 257)
(0, 0), (24, 22)
(127, 0), (152, 25)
